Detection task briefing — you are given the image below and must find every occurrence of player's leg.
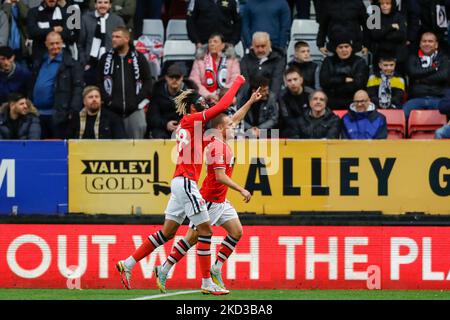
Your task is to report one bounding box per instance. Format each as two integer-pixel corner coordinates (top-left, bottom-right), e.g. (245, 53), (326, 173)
(195, 219), (230, 295)
(116, 177), (185, 289)
(154, 227), (198, 293)
(116, 219), (179, 290)
(210, 202), (242, 289)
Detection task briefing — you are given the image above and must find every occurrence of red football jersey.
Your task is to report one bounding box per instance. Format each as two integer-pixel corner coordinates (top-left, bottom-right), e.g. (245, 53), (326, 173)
(200, 138), (234, 203)
(172, 75), (245, 182)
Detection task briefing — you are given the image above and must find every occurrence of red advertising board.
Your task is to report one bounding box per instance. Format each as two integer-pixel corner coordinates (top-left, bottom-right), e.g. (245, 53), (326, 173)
(1, 224), (450, 290)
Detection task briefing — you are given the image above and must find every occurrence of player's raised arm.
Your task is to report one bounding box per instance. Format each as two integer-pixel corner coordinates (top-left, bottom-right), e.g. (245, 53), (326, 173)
(231, 87), (262, 124)
(203, 75), (246, 121)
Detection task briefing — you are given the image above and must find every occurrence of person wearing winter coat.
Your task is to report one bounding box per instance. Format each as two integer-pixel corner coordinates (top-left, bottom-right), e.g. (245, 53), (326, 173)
(0, 46), (32, 104)
(342, 90), (388, 139)
(403, 31), (449, 118)
(278, 66), (310, 138)
(0, 93), (41, 139)
(189, 33), (240, 104)
(297, 90), (341, 139)
(369, 0), (408, 75)
(319, 36), (369, 110)
(239, 32), (285, 100)
(239, 75), (278, 138)
(147, 63), (198, 139)
(367, 56), (406, 109)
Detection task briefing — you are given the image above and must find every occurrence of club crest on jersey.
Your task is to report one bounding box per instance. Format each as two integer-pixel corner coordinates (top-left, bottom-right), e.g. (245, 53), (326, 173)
(221, 1), (229, 7)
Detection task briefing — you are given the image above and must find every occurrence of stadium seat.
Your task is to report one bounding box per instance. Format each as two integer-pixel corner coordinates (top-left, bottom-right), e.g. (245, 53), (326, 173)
(143, 19), (164, 42)
(287, 40), (324, 64)
(162, 40), (196, 64)
(333, 110), (348, 118)
(290, 19), (319, 41)
(407, 110), (447, 139)
(166, 19), (189, 40)
(377, 109), (406, 139)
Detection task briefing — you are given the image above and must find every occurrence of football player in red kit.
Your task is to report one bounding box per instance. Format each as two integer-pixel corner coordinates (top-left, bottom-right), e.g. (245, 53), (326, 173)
(153, 87), (262, 293)
(116, 75), (246, 295)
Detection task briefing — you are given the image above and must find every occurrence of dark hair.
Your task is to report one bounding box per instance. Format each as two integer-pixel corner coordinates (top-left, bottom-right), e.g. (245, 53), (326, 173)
(294, 41), (309, 50)
(284, 66), (303, 78)
(250, 75), (270, 90)
(378, 56), (397, 63)
(8, 93), (26, 104)
(209, 33), (225, 43)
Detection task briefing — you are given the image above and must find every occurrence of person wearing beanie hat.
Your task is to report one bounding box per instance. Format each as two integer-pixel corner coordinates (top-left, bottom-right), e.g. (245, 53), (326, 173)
(319, 36), (369, 110)
(0, 46), (32, 104)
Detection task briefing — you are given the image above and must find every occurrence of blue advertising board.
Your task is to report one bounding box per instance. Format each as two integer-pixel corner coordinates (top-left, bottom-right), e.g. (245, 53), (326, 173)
(0, 141), (68, 215)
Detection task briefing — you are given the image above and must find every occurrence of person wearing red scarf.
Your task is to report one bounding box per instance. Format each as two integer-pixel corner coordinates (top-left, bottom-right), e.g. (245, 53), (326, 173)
(189, 33), (240, 104)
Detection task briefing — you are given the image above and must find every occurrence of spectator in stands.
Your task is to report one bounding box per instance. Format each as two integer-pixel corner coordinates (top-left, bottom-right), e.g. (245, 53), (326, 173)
(1, 0), (29, 62)
(78, 0), (125, 85)
(369, 0), (408, 75)
(287, 41), (319, 90)
(297, 90), (341, 139)
(31, 31), (83, 139)
(147, 63), (197, 139)
(317, 0), (369, 56)
(0, 10), (9, 47)
(0, 93), (41, 139)
(239, 32), (285, 100)
(88, 0), (136, 32)
(279, 66), (310, 138)
(418, 0), (450, 54)
(0, 46), (31, 104)
(342, 90), (388, 139)
(67, 85), (126, 139)
(187, 0), (241, 48)
(319, 36), (369, 110)
(189, 33), (240, 104)
(367, 56), (406, 109)
(403, 31), (449, 119)
(97, 26), (152, 139)
(239, 75), (278, 138)
(27, 0), (77, 65)
(241, 0), (291, 50)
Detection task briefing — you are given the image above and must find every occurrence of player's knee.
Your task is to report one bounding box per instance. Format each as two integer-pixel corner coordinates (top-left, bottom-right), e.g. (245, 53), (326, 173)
(196, 223), (213, 237)
(161, 229), (176, 240)
(230, 227), (243, 241)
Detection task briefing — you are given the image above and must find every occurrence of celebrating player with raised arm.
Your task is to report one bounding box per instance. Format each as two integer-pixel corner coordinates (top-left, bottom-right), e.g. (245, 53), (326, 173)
(153, 87), (263, 294)
(116, 75), (246, 295)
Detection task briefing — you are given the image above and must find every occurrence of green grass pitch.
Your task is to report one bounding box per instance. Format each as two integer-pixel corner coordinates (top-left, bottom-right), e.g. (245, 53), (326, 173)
(0, 289), (449, 300)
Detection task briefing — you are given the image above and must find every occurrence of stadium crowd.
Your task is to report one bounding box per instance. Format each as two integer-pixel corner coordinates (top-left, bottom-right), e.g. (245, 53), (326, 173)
(0, 0), (450, 140)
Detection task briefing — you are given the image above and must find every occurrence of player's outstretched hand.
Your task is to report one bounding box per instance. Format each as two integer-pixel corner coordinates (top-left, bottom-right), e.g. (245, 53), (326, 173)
(240, 189), (252, 203)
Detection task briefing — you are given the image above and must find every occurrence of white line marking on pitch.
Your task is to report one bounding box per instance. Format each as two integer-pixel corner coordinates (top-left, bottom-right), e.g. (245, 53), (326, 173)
(129, 290), (199, 300)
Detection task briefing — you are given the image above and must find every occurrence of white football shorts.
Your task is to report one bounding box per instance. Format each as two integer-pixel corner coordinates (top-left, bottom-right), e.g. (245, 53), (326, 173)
(165, 176), (209, 227)
(189, 200), (239, 229)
